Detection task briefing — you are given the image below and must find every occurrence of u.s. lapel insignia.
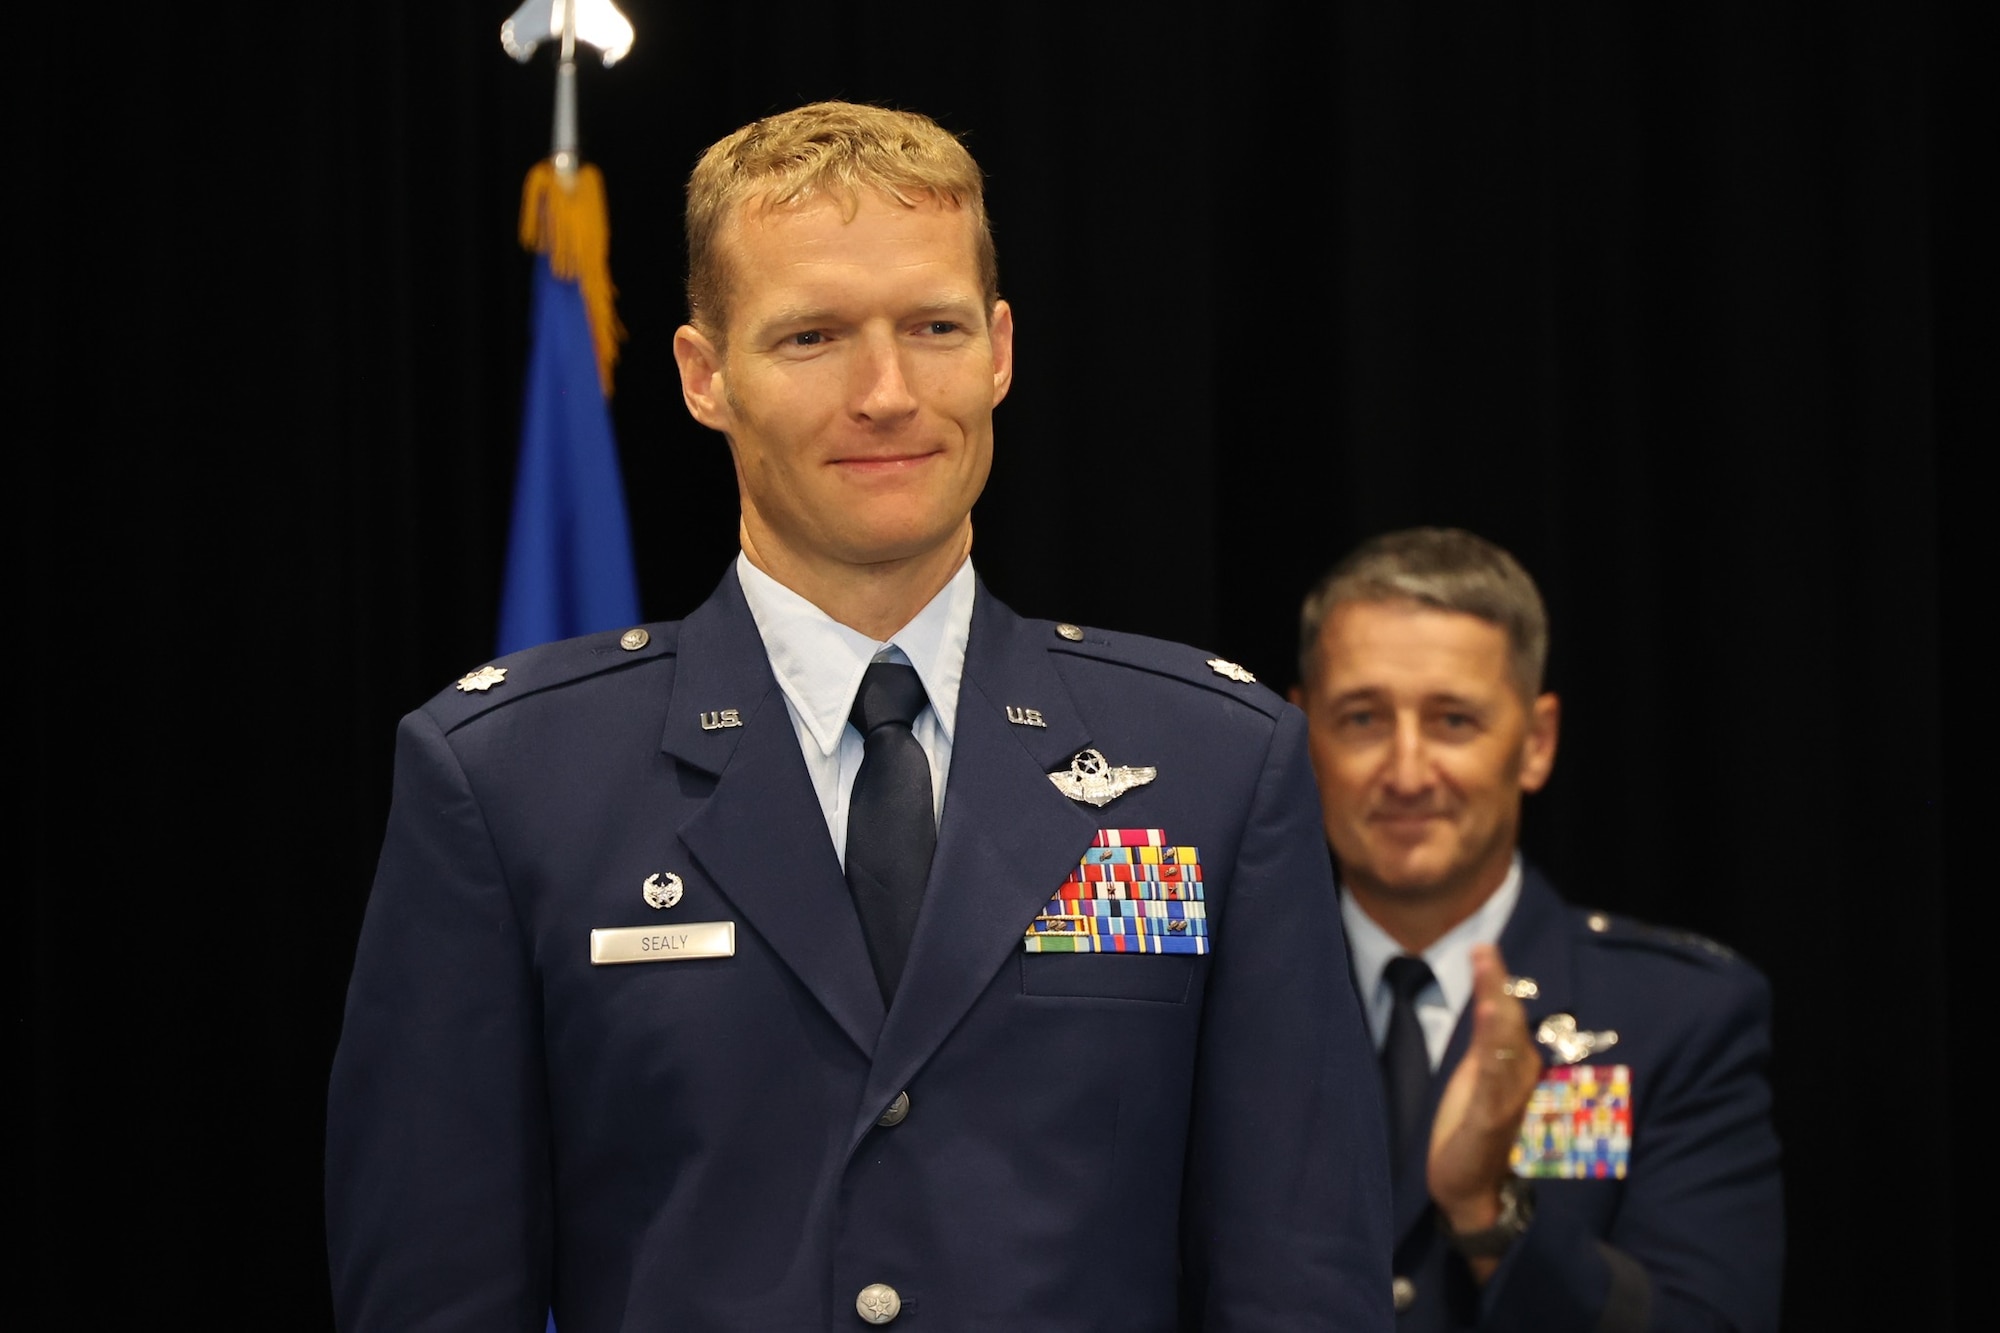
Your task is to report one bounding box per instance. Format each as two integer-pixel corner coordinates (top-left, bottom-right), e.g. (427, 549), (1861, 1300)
(642, 872), (684, 910)
(1535, 1012), (1621, 1065)
(455, 665), (507, 693)
(1006, 705), (1047, 728)
(699, 709), (743, 731)
(1206, 658), (1256, 684)
(1048, 749), (1157, 807)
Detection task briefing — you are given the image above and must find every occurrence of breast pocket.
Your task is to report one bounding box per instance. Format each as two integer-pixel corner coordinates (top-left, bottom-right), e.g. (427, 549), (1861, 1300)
(1020, 951), (1199, 1002)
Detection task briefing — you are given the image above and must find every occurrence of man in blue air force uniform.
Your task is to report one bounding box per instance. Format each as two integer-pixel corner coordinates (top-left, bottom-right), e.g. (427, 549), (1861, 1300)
(1289, 529), (1783, 1332)
(326, 102), (1393, 1331)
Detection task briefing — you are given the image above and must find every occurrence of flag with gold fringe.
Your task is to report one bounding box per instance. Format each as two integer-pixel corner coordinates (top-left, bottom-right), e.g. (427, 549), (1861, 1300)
(496, 158), (640, 654)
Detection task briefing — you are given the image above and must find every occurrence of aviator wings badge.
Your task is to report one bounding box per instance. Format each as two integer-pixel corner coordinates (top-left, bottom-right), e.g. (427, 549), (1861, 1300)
(1048, 748), (1157, 808)
(1536, 1012), (1621, 1065)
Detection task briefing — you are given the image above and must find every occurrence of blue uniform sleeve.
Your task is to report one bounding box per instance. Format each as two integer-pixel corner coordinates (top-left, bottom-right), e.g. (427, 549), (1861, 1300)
(325, 709), (553, 1332)
(1479, 961), (1783, 1333)
(1181, 705), (1396, 1329)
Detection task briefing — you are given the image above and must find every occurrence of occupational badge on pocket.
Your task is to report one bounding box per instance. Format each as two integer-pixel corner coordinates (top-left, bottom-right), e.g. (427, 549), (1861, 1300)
(1509, 1063), (1633, 1179)
(1023, 828), (1208, 954)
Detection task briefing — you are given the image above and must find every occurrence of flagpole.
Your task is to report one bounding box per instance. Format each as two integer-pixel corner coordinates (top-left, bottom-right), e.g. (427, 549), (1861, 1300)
(495, 0), (643, 658)
(552, 3), (578, 182)
(500, 0), (636, 392)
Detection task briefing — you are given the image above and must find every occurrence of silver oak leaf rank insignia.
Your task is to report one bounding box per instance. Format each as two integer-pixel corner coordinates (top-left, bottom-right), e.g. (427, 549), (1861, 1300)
(455, 665), (508, 693)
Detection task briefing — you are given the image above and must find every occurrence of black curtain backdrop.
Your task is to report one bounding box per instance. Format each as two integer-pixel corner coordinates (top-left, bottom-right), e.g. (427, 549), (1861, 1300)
(20, 2), (1971, 1327)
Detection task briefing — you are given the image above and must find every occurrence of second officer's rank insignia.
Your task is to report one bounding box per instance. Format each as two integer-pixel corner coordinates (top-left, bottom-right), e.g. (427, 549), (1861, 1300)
(1048, 749), (1156, 807)
(1025, 828), (1209, 955)
(455, 665), (508, 693)
(1509, 1063), (1634, 1180)
(1206, 658), (1256, 684)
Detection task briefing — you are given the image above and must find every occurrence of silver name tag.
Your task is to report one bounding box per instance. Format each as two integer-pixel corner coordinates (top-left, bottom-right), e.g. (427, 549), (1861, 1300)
(591, 921), (736, 965)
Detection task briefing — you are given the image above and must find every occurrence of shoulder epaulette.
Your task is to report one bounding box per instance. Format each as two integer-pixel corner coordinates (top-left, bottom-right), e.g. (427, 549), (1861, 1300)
(1037, 619), (1285, 720)
(1574, 907), (1741, 965)
(424, 622), (679, 732)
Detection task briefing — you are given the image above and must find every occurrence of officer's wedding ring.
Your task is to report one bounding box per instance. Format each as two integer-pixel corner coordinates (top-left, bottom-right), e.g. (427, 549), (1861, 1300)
(1493, 1048), (1521, 1061)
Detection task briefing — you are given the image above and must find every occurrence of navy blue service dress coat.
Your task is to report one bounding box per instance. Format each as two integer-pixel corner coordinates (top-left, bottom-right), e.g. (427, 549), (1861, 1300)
(327, 569), (1393, 1332)
(1382, 868), (1783, 1333)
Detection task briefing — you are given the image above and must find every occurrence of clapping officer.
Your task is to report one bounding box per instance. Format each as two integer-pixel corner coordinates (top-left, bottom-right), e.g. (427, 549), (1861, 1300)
(1289, 528), (1782, 1331)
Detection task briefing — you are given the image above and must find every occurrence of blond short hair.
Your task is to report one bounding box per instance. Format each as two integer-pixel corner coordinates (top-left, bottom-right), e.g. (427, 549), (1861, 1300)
(1299, 528), (1550, 699)
(684, 100), (999, 339)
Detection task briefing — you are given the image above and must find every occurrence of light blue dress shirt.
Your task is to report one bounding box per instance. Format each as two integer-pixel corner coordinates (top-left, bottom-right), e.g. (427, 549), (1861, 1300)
(735, 552), (974, 868)
(1342, 855), (1524, 1070)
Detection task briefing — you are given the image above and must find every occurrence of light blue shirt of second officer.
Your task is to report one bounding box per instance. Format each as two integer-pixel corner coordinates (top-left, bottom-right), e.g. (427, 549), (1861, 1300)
(1342, 855), (1524, 1071)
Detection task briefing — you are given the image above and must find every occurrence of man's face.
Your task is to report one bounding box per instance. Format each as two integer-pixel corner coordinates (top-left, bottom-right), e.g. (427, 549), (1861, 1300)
(673, 190), (1013, 585)
(1291, 599), (1559, 917)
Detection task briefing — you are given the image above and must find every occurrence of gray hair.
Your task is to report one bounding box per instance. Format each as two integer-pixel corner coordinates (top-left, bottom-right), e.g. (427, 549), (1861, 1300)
(1298, 528), (1549, 699)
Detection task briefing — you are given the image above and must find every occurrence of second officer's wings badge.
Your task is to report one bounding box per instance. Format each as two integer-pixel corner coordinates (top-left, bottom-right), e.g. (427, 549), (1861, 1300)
(1048, 749), (1157, 808)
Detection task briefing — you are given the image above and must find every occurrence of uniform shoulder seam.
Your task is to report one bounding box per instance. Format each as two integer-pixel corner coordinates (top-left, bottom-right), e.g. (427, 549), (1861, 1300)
(1574, 907), (1744, 968)
(1035, 620), (1285, 719)
(423, 622), (680, 732)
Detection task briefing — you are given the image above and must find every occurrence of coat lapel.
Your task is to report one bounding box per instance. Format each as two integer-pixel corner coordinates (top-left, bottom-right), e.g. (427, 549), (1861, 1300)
(1391, 870), (1577, 1245)
(853, 588), (1100, 1145)
(662, 572), (885, 1057)
(1499, 869), (1578, 1062)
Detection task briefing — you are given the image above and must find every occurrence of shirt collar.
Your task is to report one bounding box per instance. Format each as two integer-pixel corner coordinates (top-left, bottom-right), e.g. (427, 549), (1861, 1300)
(1341, 854), (1524, 1013)
(735, 552), (975, 757)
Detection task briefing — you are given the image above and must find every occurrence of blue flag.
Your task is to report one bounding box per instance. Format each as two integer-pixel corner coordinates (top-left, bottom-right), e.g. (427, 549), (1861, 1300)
(497, 253), (641, 654)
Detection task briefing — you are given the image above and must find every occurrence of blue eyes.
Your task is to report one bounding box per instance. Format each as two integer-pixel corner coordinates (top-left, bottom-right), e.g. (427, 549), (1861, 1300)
(784, 322), (962, 348)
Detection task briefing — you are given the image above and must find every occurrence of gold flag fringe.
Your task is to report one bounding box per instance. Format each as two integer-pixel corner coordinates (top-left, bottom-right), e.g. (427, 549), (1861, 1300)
(520, 160), (625, 396)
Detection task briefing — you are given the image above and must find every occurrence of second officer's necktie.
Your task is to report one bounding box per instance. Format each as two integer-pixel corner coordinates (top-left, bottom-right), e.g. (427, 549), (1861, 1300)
(1381, 954), (1436, 1177)
(845, 661), (936, 1004)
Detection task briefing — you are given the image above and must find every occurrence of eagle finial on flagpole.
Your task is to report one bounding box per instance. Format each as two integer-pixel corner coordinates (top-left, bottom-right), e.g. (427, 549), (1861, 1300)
(501, 0), (636, 181)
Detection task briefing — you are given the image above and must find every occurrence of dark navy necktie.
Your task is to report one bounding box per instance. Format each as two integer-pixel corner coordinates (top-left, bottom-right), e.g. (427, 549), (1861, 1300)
(845, 661), (937, 1004)
(1381, 954), (1436, 1177)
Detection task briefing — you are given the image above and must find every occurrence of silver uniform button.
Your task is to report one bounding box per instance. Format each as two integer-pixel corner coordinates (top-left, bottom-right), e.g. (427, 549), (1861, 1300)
(856, 1283), (902, 1324)
(1392, 1275), (1416, 1313)
(619, 627), (650, 651)
(1055, 623), (1084, 641)
(1587, 912), (1611, 933)
(877, 1091), (910, 1127)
